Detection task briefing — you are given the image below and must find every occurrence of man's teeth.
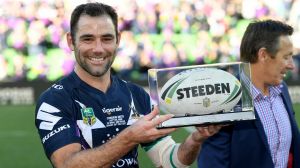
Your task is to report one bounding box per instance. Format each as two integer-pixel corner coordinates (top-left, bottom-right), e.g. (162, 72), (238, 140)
(91, 57), (104, 61)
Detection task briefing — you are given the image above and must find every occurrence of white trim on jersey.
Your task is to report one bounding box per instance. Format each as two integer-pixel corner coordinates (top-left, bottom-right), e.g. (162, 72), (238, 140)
(75, 100), (86, 108)
(36, 102), (62, 130)
(127, 91), (144, 125)
(76, 119), (106, 148)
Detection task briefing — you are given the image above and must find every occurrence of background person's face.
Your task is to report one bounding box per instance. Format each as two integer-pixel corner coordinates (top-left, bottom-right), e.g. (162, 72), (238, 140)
(73, 15), (119, 77)
(264, 35), (295, 86)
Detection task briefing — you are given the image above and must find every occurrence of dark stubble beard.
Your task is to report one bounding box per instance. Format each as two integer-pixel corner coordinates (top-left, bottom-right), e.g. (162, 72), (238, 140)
(75, 49), (116, 77)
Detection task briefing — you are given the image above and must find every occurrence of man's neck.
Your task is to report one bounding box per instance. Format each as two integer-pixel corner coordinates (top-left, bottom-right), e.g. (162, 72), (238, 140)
(74, 65), (111, 93)
(250, 64), (269, 96)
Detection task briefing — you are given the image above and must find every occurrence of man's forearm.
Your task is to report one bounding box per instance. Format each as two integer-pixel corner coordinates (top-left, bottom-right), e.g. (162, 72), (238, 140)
(177, 125), (222, 165)
(177, 132), (203, 165)
(55, 130), (138, 168)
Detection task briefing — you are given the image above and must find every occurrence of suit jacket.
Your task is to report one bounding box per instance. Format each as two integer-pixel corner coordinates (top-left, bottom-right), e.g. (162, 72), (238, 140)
(197, 83), (300, 168)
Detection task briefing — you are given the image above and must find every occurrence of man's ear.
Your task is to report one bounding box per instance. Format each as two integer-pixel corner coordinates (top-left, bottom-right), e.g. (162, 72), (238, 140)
(257, 47), (269, 62)
(66, 32), (75, 51)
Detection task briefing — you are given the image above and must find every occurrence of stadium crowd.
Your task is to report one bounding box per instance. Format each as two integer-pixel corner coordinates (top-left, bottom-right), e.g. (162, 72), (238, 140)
(0, 0), (299, 84)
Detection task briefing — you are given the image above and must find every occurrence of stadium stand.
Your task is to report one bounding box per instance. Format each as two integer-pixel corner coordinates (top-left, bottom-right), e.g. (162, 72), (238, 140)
(0, 0), (299, 85)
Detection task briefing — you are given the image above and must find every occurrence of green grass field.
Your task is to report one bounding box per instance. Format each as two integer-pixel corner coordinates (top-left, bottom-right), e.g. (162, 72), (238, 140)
(0, 104), (299, 168)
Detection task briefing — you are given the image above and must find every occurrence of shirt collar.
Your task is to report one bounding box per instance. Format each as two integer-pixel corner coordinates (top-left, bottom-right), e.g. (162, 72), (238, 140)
(237, 69), (283, 101)
(251, 84), (282, 100)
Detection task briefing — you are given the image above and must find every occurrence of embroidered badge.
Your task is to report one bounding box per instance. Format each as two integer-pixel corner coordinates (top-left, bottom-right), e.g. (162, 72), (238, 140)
(81, 108), (96, 126)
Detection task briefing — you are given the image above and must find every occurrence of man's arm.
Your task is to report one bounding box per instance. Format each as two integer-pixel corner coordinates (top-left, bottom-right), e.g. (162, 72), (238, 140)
(50, 107), (176, 168)
(143, 125), (222, 168)
(50, 132), (137, 168)
(177, 125), (222, 165)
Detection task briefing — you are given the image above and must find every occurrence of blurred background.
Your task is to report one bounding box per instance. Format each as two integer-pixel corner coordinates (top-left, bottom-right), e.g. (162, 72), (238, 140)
(0, 0), (300, 105)
(0, 0), (299, 167)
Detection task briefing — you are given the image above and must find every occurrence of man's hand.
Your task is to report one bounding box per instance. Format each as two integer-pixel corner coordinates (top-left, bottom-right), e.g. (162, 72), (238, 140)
(123, 106), (177, 144)
(176, 124), (223, 166)
(192, 125), (223, 143)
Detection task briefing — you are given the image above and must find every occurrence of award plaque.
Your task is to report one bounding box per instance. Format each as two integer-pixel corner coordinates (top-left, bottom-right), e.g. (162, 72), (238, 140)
(148, 62), (255, 128)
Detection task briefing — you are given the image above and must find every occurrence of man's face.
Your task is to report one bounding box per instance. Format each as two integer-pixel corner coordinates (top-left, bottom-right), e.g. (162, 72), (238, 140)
(70, 15), (119, 77)
(264, 35), (295, 85)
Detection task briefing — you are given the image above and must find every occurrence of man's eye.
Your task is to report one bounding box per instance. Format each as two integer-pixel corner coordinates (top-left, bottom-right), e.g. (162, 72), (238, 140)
(83, 38), (93, 42)
(284, 55), (293, 61)
(103, 38), (113, 42)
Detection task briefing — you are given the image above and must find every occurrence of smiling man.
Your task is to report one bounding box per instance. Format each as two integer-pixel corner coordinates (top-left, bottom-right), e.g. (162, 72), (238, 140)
(35, 2), (222, 168)
(197, 20), (300, 168)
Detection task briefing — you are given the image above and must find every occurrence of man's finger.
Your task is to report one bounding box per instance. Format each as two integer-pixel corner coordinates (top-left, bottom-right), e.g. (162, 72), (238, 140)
(151, 114), (174, 126)
(143, 106), (160, 121)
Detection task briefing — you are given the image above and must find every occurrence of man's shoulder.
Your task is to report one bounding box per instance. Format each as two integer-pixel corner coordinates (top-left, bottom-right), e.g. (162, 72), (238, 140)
(114, 76), (151, 106)
(278, 81), (291, 96)
(38, 75), (75, 105)
(114, 76), (146, 94)
(280, 81), (289, 89)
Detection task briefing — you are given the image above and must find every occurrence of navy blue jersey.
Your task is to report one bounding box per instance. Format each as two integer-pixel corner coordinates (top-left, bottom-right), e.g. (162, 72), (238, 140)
(35, 71), (152, 168)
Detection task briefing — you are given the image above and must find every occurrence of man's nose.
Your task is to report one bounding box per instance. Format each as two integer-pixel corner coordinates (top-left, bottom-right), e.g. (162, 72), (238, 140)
(287, 57), (295, 70)
(93, 39), (104, 53)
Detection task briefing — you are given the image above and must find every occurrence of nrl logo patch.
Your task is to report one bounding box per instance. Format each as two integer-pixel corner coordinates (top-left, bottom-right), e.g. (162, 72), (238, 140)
(81, 108), (96, 126)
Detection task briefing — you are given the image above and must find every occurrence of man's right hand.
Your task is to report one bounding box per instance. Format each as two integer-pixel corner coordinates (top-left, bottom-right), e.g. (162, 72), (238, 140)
(123, 106), (177, 144)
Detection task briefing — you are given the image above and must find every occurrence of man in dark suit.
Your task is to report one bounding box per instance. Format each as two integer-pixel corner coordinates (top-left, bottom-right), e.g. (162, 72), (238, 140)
(197, 20), (300, 168)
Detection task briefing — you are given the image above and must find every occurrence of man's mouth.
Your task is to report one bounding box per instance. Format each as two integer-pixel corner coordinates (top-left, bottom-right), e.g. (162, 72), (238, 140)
(89, 57), (105, 64)
(91, 57), (104, 61)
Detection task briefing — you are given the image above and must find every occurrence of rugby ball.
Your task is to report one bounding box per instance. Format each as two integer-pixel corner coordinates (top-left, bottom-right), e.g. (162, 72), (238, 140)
(159, 68), (242, 116)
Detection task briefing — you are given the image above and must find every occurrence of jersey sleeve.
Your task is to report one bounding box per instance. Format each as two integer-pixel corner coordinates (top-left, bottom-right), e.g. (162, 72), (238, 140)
(35, 87), (80, 159)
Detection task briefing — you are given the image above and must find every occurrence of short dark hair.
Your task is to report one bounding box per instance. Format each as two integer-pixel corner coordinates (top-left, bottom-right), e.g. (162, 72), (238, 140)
(70, 2), (118, 44)
(240, 20), (293, 63)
